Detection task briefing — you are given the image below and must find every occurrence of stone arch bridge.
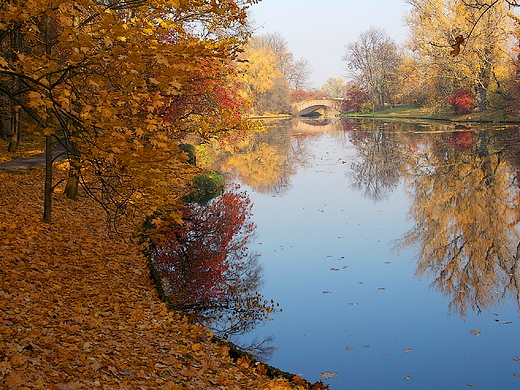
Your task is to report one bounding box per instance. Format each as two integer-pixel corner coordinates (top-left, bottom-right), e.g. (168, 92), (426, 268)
(291, 98), (343, 116)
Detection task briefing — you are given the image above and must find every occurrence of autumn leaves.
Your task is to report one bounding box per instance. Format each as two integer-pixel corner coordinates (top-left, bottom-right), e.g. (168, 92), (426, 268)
(0, 0), (259, 224)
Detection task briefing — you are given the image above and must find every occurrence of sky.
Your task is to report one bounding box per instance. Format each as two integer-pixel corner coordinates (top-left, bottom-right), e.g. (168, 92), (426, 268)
(248, 0), (411, 89)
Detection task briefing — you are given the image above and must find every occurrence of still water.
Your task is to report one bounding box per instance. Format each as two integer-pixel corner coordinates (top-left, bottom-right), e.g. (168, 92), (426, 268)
(206, 118), (520, 389)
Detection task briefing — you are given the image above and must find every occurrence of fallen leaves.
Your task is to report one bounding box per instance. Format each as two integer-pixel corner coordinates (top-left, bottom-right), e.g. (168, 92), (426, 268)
(0, 169), (308, 389)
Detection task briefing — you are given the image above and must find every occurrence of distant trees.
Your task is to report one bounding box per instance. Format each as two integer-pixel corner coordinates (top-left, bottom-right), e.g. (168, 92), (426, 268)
(320, 77), (348, 98)
(253, 33), (313, 91)
(405, 0), (513, 111)
(343, 27), (402, 111)
(238, 32), (313, 114)
(289, 89), (326, 103)
(342, 83), (370, 112)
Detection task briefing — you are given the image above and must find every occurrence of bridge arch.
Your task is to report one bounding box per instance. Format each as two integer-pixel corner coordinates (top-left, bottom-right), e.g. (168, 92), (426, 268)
(291, 98), (343, 117)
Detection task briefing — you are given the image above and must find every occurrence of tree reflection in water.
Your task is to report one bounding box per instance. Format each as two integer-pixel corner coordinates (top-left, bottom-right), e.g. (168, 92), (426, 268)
(394, 128), (520, 316)
(149, 185), (277, 343)
(342, 121), (520, 316)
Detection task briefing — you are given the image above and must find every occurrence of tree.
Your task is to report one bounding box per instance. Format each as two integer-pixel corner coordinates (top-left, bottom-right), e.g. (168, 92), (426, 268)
(251, 32), (313, 90)
(343, 27), (401, 111)
(320, 77), (347, 98)
(237, 33), (313, 114)
(405, 0), (513, 111)
(0, 0), (258, 224)
(448, 88), (475, 114)
(342, 83), (370, 112)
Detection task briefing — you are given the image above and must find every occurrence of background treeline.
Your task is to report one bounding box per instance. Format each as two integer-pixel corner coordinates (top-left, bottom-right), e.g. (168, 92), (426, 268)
(242, 1), (520, 117)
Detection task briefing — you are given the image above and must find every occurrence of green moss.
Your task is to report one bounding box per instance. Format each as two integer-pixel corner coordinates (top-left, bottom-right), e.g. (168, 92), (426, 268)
(182, 171), (224, 204)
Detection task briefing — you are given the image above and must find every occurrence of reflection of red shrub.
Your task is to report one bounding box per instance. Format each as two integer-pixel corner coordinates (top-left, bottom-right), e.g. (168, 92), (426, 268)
(153, 186), (255, 304)
(447, 131), (475, 152)
(447, 89), (474, 114)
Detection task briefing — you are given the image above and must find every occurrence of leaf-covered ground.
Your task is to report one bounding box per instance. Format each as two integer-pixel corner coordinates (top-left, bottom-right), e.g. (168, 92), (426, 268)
(0, 167), (308, 389)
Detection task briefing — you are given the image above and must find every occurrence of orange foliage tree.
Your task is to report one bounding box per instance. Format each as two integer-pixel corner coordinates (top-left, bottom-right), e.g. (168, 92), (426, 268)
(0, 0), (259, 223)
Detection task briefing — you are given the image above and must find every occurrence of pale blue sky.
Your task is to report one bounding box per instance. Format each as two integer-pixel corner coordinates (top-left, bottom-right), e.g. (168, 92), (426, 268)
(249, 0), (411, 89)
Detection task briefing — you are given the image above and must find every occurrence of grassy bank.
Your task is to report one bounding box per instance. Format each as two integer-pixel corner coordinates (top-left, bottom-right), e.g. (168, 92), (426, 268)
(340, 105), (520, 124)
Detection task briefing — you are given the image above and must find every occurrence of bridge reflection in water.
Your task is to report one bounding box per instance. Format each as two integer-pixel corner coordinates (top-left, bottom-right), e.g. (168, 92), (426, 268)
(291, 117), (346, 135)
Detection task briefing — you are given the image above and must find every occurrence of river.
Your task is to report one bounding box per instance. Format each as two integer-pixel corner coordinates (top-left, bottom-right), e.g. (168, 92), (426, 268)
(205, 118), (520, 389)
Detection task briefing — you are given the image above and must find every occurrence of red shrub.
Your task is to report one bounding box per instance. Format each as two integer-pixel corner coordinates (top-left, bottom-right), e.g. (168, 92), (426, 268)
(447, 89), (475, 114)
(342, 85), (369, 112)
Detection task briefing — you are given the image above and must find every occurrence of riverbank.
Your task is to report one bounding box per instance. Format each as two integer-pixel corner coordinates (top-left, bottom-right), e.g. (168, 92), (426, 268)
(340, 105), (520, 124)
(0, 164), (315, 389)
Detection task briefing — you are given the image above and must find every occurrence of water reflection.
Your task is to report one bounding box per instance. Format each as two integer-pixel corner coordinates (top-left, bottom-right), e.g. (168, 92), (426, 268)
(347, 121), (409, 201)
(338, 120), (520, 316)
(396, 127), (520, 316)
(149, 185), (277, 337)
(198, 120), (311, 195)
(201, 119), (520, 319)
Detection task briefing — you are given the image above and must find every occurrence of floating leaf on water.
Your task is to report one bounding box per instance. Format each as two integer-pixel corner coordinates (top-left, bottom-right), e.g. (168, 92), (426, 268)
(346, 347), (354, 350)
(402, 348), (412, 352)
(470, 330), (481, 336)
(319, 371), (338, 380)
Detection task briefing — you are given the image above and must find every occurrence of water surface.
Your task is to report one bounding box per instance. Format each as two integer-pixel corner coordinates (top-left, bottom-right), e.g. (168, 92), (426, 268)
(207, 118), (520, 389)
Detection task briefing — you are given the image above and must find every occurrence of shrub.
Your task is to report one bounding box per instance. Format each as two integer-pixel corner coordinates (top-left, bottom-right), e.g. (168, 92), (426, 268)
(342, 85), (370, 112)
(447, 89), (475, 114)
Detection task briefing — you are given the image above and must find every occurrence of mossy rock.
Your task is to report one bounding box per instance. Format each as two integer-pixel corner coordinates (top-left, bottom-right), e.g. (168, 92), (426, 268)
(183, 172), (224, 204)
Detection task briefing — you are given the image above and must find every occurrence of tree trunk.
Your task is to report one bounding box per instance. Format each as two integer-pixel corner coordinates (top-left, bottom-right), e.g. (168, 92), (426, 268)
(7, 104), (20, 152)
(43, 13), (53, 222)
(7, 26), (22, 152)
(64, 141), (80, 200)
(43, 135), (53, 223)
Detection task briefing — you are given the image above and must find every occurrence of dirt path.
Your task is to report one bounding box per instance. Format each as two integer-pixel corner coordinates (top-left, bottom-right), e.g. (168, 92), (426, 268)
(0, 144), (68, 173)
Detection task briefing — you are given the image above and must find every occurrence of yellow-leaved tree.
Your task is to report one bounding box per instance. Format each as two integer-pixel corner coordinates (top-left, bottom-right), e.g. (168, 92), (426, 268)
(0, 0), (259, 224)
(405, 0), (514, 110)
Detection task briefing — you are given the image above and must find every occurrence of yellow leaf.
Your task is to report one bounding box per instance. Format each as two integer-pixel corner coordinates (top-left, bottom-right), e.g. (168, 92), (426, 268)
(5, 372), (23, 387)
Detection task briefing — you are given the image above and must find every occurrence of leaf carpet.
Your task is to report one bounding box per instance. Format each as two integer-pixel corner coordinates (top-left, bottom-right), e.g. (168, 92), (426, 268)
(0, 169), (305, 389)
